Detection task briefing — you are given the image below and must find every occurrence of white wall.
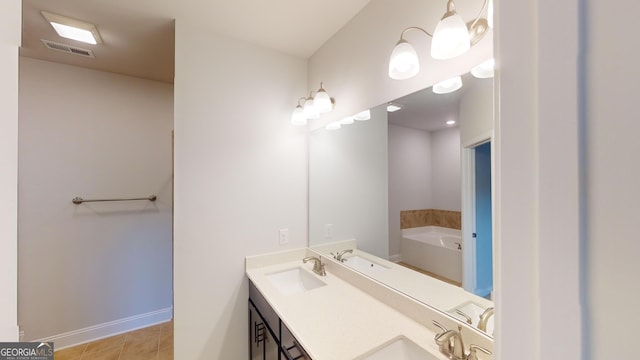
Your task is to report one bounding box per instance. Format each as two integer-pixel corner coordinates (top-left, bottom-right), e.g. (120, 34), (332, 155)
(431, 128), (461, 211)
(18, 58), (174, 341)
(388, 124), (432, 257)
(0, 0), (20, 342)
(173, 21), (308, 359)
(309, 107), (389, 257)
(586, 0), (640, 358)
(460, 78), (494, 147)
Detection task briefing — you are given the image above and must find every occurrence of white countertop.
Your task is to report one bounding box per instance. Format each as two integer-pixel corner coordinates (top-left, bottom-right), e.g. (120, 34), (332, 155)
(246, 249), (452, 360)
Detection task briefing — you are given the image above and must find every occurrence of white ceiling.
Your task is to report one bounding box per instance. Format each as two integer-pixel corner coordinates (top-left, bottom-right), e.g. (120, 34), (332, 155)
(20, 0), (372, 83)
(389, 74), (490, 132)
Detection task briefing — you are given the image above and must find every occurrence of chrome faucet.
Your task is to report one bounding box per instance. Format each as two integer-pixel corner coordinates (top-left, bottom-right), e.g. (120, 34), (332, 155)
(432, 321), (466, 360)
(302, 256), (326, 276)
(330, 249), (353, 262)
(477, 307), (494, 332)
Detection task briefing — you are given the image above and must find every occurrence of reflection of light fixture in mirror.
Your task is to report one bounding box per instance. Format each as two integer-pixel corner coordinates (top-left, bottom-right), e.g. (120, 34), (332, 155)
(433, 76), (463, 94)
(388, 0), (490, 79)
(42, 11), (102, 45)
(387, 104), (402, 112)
(291, 82), (335, 126)
(354, 109), (371, 121)
(446, 120), (457, 125)
(340, 117), (355, 125)
(471, 58), (495, 78)
(326, 122), (341, 130)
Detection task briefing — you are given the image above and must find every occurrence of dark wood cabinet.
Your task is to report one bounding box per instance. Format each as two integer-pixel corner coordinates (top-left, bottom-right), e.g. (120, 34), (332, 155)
(249, 280), (312, 360)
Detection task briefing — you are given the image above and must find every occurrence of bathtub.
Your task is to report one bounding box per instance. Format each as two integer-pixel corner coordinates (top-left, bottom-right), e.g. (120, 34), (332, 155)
(400, 226), (462, 283)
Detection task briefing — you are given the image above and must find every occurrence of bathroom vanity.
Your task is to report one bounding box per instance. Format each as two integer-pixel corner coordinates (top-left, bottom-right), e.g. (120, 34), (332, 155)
(246, 248), (493, 360)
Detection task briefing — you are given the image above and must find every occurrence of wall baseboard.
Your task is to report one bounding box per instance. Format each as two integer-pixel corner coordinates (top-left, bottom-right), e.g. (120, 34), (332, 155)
(389, 254), (402, 263)
(38, 306), (173, 351)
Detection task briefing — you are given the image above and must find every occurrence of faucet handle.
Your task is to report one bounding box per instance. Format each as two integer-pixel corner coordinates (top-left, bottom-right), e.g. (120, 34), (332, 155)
(432, 320), (448, 334)
(467, 344), (492, 360)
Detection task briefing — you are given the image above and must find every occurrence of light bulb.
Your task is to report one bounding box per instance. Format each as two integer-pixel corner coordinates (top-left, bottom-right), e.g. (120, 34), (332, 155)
(314, 88), (332, 114)
(291, 105), (306, 126)
(388, 39), (420, 80)
(303, 97), (319, 120)
(433, 76), (463, 94)
(431, 10), (471, 59)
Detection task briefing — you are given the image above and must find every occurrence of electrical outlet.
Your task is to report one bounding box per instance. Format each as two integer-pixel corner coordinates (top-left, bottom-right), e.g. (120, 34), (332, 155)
(324, 224), (333, 239)
(279, 229), (289, 245)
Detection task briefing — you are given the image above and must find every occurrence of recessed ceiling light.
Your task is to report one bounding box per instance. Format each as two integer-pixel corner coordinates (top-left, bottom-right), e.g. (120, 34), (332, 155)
(41, 11), (102, 45)
(446, 120), (456, 125)
(387, 104), (402, 112)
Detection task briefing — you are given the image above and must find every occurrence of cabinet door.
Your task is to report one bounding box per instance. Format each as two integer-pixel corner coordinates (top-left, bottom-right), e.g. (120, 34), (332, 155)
(249, 302), (279, 360)
(280, 321), (312, 360)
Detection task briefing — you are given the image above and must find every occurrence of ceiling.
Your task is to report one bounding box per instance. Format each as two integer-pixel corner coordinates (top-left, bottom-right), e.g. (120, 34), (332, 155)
(389, 74), (488, 132)
(20, 0), (372, 83)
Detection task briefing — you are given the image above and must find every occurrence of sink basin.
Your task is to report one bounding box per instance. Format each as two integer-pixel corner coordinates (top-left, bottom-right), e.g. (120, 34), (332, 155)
(342, 255), (389, 274)
(448, 301), (494, 335)
(266, 267), (326, 296)
(355, 336), (439, 360)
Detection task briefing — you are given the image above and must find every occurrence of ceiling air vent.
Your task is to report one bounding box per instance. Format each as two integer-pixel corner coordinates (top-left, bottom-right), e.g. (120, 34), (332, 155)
(40, 39), (95, 58)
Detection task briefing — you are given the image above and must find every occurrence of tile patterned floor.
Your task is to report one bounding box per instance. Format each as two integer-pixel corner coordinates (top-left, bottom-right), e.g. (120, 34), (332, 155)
(54, 320), (173, 360)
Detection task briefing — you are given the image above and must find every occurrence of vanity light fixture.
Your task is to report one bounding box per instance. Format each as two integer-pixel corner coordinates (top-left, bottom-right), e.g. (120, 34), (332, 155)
(291, 82), (335, 126)
(388, 0), (490, 80)
(433, 76), (463, 94)
(471, 58), (495, 78)
(42, 11), (102, 45)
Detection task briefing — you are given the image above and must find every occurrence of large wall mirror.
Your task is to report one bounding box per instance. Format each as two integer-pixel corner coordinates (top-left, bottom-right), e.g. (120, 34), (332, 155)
(309, 73), (495, 337)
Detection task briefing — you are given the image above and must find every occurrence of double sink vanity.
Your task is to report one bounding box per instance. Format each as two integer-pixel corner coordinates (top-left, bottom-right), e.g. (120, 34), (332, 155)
(246, 245), (494, 360)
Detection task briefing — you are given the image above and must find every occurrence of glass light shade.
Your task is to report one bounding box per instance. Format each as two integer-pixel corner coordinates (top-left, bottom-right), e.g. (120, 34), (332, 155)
(325, 122), (341, 130)
(303, 98), (320, 120)
(353, 109), (371, 121)
(340, 117), (355, 125)
(431, 13), (471, 59)
(291, 106), (307, 126)
(314, 89), (333, 113)
(388, 40), (420, 80)
(471, 58), (495, 78)
(433, 76), (463, 94)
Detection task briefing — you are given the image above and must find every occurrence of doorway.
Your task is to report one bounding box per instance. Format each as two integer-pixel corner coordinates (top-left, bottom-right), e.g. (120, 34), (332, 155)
(462, 140), (493, 298)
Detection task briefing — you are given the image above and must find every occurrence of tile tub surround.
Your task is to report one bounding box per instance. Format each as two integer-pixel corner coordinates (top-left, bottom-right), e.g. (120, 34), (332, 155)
(400, 209), (462, 230)
(246, 248), (493, 360)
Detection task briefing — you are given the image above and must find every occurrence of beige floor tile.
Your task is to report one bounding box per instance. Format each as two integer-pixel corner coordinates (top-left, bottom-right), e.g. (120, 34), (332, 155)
(54, 344), (85, 360)
(83, 334), (126, 354)
(80, 347), (121, 360)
